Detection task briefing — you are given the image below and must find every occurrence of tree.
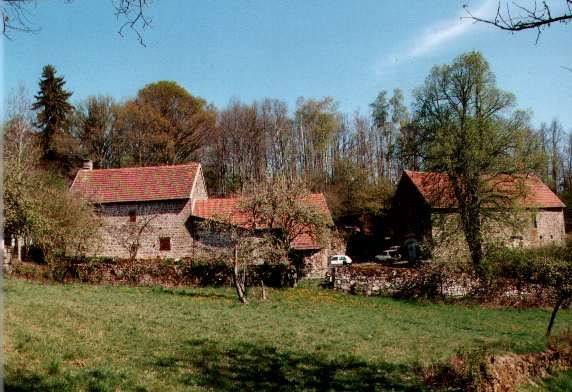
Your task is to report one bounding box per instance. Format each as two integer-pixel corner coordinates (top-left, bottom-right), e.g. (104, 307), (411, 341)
(105, 207), (159, 261)
(240, 177), (332, 282)
(464, 1), (572, 41)
(4, 159), (101, 281)
(3, 84), (40, 174)
(413, 51), (544, 272)
(72, 96), (119, 169)
(31, 64), (74, 160)
(198, 216), (259, 304)
(295, 97), (340, 188)
(114, 81), (215, 166)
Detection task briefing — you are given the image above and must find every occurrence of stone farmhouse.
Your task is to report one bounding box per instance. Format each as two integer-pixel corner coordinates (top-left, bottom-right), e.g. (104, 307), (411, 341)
(393, 170), (566, 259)
(69, 162), (333, 277)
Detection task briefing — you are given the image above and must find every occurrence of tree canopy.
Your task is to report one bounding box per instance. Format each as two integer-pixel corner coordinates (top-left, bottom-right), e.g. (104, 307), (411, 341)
(413, 51), (545, 271)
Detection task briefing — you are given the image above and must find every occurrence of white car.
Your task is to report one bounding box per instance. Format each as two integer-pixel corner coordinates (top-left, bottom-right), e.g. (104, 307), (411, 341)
(375, 249), (401, 262)
(329, 255), (353, 266)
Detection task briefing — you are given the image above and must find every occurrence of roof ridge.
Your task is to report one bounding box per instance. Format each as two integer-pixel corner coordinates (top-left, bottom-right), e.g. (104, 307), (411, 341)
(80, 162), (200, 173)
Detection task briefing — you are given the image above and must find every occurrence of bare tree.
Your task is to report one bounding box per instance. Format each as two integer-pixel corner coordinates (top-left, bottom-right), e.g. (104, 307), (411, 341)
(105, 206), (159, 260)
(2, 0), (152, 45)
(464, 1), (572, 41)
(198, 216), (258, 304)
(3, 84), (40, 176)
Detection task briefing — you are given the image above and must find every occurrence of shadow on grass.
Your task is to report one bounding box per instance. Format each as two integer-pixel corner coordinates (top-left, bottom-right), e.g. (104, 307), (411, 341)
(152, 338), (426, 391)
(151, 286), (234, 300)
(5, 367), (135, 392)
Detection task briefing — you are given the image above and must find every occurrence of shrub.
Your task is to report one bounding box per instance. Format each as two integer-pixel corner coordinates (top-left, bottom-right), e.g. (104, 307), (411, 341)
(484, 245), (572, 336)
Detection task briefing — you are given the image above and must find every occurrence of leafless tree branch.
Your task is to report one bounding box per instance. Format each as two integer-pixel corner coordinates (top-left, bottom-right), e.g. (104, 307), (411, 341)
(464, 1), (572, 42)
(1, 0), (152, 45)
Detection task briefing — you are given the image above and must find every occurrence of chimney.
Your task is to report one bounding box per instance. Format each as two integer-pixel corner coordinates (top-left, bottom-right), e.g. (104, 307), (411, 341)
(82, 160), (93, 170)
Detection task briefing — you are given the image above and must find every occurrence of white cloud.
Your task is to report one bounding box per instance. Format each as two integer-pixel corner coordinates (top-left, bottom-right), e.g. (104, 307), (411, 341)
(382, 0), (496, 67)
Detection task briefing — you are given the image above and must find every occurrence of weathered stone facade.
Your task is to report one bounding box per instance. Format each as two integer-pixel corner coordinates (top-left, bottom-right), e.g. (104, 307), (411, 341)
(393, 171), (567, 260)
(88, 166), (209, 260)
(76, 163), (332, 277)
(431, 209), (566, 260)
(95, 200), (193, 259)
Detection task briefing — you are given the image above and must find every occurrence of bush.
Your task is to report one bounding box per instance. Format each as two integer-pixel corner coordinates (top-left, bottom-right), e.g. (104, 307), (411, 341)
(484, 245), (572, 336)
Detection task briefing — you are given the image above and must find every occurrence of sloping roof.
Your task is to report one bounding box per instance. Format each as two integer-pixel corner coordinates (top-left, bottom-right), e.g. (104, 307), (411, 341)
(192, 193), (331, 250)
(403, 170), (565, 209)
(70, 163), (200, 204)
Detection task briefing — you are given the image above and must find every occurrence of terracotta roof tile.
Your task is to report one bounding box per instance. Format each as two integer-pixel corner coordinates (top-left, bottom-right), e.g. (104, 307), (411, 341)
(192, 193), (331, 250)
(70, 163), (200, 204)
(404, 170), (565, 209)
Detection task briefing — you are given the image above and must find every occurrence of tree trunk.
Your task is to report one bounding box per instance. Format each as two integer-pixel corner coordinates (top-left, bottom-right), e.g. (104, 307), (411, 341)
(546, 296), (564, 337)
(232, 246), (248, 304)
(261, 279), (267, 300)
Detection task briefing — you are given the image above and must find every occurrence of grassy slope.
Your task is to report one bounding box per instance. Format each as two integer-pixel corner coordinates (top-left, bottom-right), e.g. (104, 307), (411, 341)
(4, 278), (571, 391)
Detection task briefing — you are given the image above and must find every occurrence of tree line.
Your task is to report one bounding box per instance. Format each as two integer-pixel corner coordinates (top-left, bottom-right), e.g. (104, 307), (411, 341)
(3, 55), (571, 224)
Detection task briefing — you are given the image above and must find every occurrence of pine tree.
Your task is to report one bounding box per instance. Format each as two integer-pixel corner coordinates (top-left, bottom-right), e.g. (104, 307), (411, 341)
(32, 65), (73, 159)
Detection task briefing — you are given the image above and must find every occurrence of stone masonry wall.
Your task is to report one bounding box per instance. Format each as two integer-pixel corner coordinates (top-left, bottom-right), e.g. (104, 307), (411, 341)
(431, 209), (566, 260)
(94, 200), (195, 260)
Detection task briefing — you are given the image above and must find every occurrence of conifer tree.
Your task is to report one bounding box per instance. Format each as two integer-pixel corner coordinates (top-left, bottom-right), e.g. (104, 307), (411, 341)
(32, 64), (73, 159)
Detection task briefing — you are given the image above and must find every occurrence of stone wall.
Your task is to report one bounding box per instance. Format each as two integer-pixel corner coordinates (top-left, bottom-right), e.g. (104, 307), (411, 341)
(94, 199), (195, 259)
(330, 264), (556, 305)
(299, 248), (329, 278)
(535, 210), (566, 245)
(431, 209), (566, 260)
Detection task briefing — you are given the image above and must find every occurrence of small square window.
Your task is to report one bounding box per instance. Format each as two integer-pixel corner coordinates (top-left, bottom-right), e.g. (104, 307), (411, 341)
(129, 210), (136, 222)
(159, 237), (171, 251)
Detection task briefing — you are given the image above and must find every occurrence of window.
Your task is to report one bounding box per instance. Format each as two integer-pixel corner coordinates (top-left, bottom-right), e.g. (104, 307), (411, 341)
(159, 237), (171, 251)
(129, 209), (136, 222)
(532, 214), (538, 228)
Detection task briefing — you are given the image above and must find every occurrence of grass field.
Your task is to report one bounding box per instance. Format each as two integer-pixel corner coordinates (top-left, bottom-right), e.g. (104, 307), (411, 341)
(4, 278), (571, 391)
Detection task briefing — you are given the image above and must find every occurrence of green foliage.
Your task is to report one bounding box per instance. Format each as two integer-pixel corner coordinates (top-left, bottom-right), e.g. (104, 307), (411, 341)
(31, 64), (74, 159)
(295, 97), (339, 154)
(484, 245), (572, 335)
(413, 51), (546, 271)
(370, 90), (390, 129)
(484, 245), (571, 289)
(4, 155), (101, 279)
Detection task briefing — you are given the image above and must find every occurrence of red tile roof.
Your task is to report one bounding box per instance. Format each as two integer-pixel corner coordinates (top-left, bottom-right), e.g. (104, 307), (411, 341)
(70, 163), (200, 204)
(192, 193), (331, 250)
(404, 170), (565, 209)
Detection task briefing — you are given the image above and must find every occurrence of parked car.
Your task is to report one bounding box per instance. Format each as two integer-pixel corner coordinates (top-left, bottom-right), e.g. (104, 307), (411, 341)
(375, 248), (401, 262)
(329, 255), (353, 266)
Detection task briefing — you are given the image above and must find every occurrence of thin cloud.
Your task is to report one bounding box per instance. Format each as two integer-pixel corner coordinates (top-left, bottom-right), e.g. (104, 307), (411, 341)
(382, 0), (496, 67)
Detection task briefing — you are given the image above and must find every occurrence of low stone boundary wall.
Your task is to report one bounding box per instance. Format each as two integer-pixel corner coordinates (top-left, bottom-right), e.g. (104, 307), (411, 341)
(329, 264), (556, 306)
(10, 258), (297, 288)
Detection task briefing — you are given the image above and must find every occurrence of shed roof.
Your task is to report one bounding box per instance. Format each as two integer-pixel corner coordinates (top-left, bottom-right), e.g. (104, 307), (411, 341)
(192, 193), (331, 250)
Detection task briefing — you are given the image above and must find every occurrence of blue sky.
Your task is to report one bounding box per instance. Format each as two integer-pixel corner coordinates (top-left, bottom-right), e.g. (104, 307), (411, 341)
(2, 0), (571, 127)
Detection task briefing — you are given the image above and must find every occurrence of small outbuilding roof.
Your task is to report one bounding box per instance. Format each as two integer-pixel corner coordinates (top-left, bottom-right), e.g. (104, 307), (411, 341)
(70, 163), (200, 204)
(192, 193), (331, 250)
(403, 170), (565, 209)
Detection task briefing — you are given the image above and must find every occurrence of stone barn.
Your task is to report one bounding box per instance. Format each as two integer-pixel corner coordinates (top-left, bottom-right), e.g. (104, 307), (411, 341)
(392, 170), (566, 259)
(190, 194), (333, 277)
(70, 162), (333, 276)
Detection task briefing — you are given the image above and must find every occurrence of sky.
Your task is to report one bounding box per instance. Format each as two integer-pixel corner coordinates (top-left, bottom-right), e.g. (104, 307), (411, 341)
(2, 0), (571, 128)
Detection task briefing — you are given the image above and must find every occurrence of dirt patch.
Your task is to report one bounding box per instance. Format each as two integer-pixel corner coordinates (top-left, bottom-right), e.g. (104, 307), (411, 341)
(426, 335), (572, 391)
